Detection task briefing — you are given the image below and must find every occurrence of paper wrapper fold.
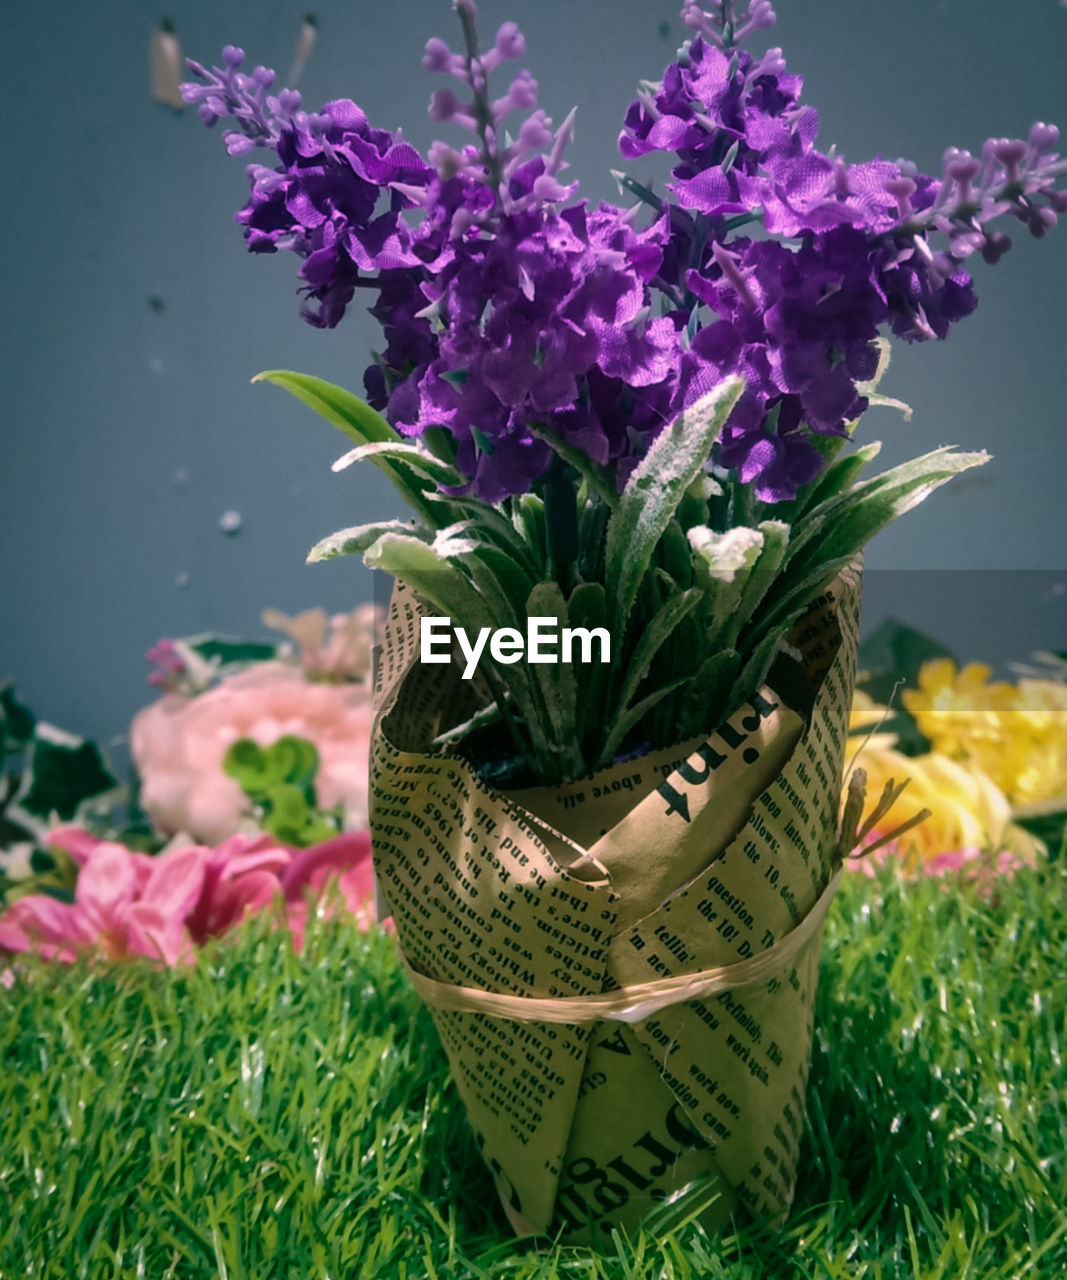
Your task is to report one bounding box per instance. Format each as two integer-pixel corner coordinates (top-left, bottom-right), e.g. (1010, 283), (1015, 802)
(370, 568), (860, 1241)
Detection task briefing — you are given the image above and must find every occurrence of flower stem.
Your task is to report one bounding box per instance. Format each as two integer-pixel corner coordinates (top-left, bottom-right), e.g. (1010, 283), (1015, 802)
(455, 3), (504, 198)
(543, 458), (580, 591)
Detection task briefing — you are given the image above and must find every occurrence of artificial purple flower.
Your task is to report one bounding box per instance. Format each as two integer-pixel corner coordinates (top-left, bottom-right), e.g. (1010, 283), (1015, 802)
(187, 2), (1066, 507)
(621, 37), (811, 222)
(390, 201), (677, 501)
(182, 52), (433, 328)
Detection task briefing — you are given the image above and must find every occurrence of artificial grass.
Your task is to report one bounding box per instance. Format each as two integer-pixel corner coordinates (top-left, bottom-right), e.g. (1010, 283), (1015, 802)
(2, 859), (1065, 1279)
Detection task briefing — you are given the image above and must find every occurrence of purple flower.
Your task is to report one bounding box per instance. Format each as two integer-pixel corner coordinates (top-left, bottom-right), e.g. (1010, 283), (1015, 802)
(621, 38), (811, 223)
(419, 14), (578, 216)
(720, 402), (824, 503)
(388, 202), (677, 501)
(187, 3), (1066, 509)
(182, 52), (433, 328)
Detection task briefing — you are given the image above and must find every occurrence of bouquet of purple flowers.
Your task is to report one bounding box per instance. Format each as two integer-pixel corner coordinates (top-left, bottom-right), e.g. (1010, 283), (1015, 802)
(185, 3), (1064, 1240)
(184, 0), (1063, 789)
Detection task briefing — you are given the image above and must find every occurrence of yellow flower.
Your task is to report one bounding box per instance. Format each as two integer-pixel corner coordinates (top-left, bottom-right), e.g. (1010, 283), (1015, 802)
(902, 659), (1013, 758)
(843, 739), (1016, 871)
(902, 659), (1067, 807)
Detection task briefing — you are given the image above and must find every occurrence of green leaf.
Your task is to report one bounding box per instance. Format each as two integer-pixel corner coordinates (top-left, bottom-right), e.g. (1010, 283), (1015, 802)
(299, 818), (344, 846)
(222, 739), (271, 792)
(657, 519), (695, 591)
(10, 725), (121, 827)
(420, 425), (460, 467)
(267, 735), (320, 790)
(225, 735), (320, 800)
(596, 677), (690, 770)
(610, 587), (703, 732)
(855, 338), (913, 420)
(331, 440), (464, 489)
(267, 783), (309, 829)
(751, 448), (989, 646)
(184, 637), (280, 669)
(604, 376), (743, 633)
(254, 370), (443, 525)
(433, 524), (537, 622)
(525, 421), (619, 508)
(363, 531), (553, 767)
(564, 582), (611, 752)
(514, 494), (548, 576)
(733, 624), (798, 718)
(308, 519), (426, 564)
(252, 370), (399, 446)
(794, 442), (882, 520)
(0, 683), (35, 752)
(361, 532), (495, 634)
(676, 649), (741, 740)
(788, 447), (989, 576)
(676, 473), (719, 532)
(864, 391), (913, 420)
(424, 494), (541, 578)
(733, 520), (789, 635)
(524, 583), (585, 779)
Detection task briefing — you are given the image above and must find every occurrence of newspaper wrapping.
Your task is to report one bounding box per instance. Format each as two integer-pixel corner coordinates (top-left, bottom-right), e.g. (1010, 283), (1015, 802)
(370, 566), (861, 1241)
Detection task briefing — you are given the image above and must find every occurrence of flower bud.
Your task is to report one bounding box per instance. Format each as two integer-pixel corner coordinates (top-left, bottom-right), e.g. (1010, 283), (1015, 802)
(749, 1), (776, 31)
(945, 152), (981, 183)
(429, 140), (464, 180)
(1029, 122), (1060, 154)
(992, 137), (1028, 168)
(833, 157), (851, 198)
(1027, 205), (1057, 238)
(225, 132), (256, 156)
(532, 173), (571, 202)
(980, 231), (1012, 264)
(505, 70), (538, 112)
(519, 113), (552, 150)
(423, 38), (453, 73)
(885, 175), (917, 216)
(429, 89), (461, 123)
(495, 21), (525, 59)
(450, 206), (474, 239)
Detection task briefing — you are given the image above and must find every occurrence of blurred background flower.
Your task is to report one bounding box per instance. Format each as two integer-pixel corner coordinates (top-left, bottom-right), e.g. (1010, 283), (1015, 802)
(844, 649), (1061, 879)
(903, 658), (1067, 809)
(0, 825), (376, 968)
(130, 605), (378, 844)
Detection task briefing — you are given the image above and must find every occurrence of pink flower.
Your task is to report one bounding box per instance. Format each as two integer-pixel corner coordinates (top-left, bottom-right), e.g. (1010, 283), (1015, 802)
(0, 825), (380, 967)
(260, 604), (382, 682)
(848, 841), (1036, 894)
(130, 662), (373, 844)
(0, 835), (203, 965)
(280, 830), (380, 949)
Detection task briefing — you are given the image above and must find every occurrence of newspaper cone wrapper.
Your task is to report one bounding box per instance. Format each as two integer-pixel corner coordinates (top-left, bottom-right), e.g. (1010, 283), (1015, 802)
(370, 567), (861, 1241)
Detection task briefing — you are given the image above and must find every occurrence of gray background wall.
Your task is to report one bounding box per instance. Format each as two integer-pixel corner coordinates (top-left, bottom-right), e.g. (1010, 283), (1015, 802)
(3, 0), (1066, 752)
